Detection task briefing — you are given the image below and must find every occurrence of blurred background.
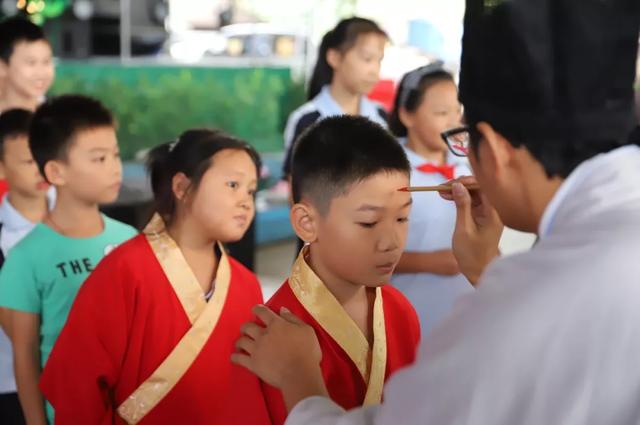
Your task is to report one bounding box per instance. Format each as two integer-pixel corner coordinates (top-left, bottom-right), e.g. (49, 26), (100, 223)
(3, 0), (637, 294)
(1, 0), (466, 161)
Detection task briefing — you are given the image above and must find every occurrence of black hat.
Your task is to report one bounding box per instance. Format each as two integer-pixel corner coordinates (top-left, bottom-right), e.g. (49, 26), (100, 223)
(459, 0), (640, 143)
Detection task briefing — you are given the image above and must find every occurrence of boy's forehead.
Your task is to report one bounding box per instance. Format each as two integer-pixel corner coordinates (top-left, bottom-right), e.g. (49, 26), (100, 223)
(70, 126), (118, 150)
(333, 172), (410, 209)
(10, 39), (52, 58)
(3, 133), (28, 144)
(1, 133), (29, 151)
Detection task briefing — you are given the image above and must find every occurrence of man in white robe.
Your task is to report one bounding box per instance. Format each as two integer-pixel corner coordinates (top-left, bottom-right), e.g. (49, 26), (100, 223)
(232, 0), (640, 424)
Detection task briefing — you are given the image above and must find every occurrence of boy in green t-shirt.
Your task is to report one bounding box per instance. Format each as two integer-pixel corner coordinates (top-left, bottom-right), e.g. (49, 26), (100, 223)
(0, 95), (137, 425)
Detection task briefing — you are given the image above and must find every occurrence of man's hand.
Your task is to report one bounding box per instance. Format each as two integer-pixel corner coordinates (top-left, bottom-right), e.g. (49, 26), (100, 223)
(439, 177), (503, 285)
(232, 305), (328, 411)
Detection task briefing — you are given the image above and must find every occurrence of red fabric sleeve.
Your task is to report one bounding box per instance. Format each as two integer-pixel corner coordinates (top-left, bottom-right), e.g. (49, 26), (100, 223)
(40, 246), (134, 425)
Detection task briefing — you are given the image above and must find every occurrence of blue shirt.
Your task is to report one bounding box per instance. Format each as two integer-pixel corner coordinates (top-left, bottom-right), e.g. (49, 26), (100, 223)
(281, 85), (389, 177)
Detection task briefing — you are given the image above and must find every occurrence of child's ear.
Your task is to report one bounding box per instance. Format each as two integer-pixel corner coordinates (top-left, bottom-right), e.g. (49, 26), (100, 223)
(43, 160), (66, 186)
(171, 172), (191, 202)
(0, 61), (7, 79)
(398, 106), (414, 130)
(0, 161), (6, 180)
(476, 122), (517, 181)
(326, 48), (342, 70)
(290, 202), (318, 244)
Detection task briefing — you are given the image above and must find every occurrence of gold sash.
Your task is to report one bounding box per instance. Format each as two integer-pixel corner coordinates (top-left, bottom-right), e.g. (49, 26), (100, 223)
(117, 214), (231, 424)
(288, 248), (387, 405)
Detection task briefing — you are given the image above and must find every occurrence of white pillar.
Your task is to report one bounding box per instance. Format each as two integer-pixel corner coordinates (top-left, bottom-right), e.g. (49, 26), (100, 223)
(120, 0), (132, 62)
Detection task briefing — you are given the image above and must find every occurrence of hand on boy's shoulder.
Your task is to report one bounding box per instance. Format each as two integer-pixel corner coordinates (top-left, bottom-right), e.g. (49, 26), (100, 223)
(232, 305), (322, 390)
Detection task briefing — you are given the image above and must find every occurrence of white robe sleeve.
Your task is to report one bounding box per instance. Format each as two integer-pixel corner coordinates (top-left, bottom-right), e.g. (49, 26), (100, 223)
(286, 396), (381, 425)
(285, 344), (437, 425)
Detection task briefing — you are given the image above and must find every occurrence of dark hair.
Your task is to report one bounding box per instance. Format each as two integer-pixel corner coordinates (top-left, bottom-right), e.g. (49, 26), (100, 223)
(291, 115), (409, 213)
(0, 108), (32, 159)
(308, 17), (387, 100)
(147, 128), (262, 224)
(459, 0), (639, 180)
(0, 17), (47, 63)
(389, 66), (455, 137)
(29, 95), (114, 180)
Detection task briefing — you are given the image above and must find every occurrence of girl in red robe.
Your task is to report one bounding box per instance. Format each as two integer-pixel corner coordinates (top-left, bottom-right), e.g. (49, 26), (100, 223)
(40, 129), (271, 425)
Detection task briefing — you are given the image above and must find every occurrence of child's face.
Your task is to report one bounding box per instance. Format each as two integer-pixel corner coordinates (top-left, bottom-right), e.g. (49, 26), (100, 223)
(403, 80), (461, 152)
(50, 126), (122, 204)
(312, 171), (411, 287)
(1, 40), (54, 101)
(0, 135), (49, 199)
(186, 149), (257, 243)
(331, 33), (386, 96)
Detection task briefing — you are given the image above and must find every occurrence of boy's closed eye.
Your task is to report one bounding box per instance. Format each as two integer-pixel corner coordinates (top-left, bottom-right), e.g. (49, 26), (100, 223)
(357, 216), (409, 229)
(357, 221), (377, 229)
(355, 199), (412, 227)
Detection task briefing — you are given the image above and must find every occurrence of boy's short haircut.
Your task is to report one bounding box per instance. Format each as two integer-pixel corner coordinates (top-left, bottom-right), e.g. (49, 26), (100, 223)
(0, 17), (47, 63)
(291, 115), (410, 214)
(0, 108), (33, 159)
(29, 95), (114, 179)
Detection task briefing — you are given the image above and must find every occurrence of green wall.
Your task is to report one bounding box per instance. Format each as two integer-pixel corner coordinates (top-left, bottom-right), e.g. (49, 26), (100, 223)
(50, 62), (305, 160)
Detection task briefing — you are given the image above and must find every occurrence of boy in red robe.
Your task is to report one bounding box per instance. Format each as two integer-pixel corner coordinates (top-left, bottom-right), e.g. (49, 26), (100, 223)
(237, 116), (421, 424)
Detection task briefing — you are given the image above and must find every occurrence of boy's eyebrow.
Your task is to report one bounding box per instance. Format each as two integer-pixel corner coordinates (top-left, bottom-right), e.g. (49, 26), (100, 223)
(356, 199), (412, 212)
(356, 204), (384, 212)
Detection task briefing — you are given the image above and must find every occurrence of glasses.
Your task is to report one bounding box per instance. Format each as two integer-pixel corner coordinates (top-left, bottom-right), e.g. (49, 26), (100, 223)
(441, 125), (480, 157)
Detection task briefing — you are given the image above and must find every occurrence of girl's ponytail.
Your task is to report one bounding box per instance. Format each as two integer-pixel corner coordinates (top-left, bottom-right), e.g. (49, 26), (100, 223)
(307, 29), (337, 100)
(147, 140), (177, 223)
